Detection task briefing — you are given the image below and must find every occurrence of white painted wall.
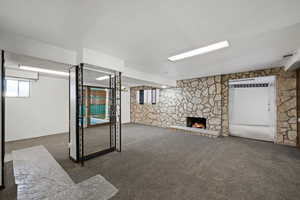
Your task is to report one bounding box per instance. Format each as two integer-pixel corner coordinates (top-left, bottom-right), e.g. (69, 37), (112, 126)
(5, 75), (69, 142)
(121, 91), (131, 124)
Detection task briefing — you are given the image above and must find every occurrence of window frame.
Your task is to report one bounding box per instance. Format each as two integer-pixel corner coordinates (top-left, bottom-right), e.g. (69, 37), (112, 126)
(5, 78), (30, 98)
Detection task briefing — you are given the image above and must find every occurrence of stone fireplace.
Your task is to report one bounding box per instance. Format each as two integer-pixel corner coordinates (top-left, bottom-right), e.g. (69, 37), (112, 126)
(186, 117), (206, 129)
(130, 67), (297, 146)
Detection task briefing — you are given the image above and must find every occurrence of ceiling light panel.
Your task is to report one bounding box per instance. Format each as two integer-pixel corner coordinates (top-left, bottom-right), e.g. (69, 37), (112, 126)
(96, 75), (110, 81)
(19, 66), (69, 76)
(168, 40), (230, 61)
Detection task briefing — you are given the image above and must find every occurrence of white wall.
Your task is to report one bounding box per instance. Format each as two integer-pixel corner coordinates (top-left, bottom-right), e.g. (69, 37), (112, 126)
(5, 75), (69, 141)
(121, 91), (131, 124)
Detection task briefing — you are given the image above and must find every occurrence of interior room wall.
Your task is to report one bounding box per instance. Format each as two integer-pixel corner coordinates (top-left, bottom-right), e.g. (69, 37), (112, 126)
(5, 75), (69, 141)
(121, 90), (131, 124)
(130, 76), (223, 133)
(131, 67), (297, 146)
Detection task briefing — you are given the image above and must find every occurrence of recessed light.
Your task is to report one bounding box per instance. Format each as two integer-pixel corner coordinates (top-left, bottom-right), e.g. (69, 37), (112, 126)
(96, 75), (110, 81)
(161, 85), (167, 88)
(19, 66), (69, 76)
(168, 40), (230, 61)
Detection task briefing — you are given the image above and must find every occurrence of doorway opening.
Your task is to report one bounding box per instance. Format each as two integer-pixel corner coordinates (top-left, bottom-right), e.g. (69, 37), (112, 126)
(69, 64), (121, 163)
(228, 76), (277, 142)
(0, 51), (123, 193)
(0, 51), (71, 190)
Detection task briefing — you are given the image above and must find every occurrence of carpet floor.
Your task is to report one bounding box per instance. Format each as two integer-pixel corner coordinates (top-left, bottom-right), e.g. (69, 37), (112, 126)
(1, 123), (300, 200)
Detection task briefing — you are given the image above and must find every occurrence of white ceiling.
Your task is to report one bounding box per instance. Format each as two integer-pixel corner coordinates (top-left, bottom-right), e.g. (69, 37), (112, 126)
(83, 68), (163, 88)
(4, 52), (70, 72)
(1, 0), (300, 81)
(4, 52), (158, 87)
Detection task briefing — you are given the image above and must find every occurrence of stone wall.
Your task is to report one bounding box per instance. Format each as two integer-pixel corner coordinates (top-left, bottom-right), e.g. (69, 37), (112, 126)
(130, 76), (222, 132)
(297, 68), (300, 148)
(130, 67), (297, 146)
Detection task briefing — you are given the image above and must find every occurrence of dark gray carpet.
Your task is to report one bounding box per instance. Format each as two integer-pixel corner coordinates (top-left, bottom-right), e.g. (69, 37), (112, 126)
(1, 124), (300, 200)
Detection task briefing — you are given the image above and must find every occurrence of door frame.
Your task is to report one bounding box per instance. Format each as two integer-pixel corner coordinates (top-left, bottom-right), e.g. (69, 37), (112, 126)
(0, 50), (5, 189)
(228, 76), (277, 142)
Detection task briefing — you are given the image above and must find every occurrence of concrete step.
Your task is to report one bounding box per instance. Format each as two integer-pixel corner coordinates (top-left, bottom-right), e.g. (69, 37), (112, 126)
(12, 146), (75, 200)
(44, 175), (118, 200)
(12, 145), (118, 200)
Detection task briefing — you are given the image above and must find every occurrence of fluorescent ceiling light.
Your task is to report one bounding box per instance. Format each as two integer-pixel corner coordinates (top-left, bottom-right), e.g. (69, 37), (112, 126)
(96, 75), (110, 81)
(19, 65), (69, 76)
(168, 40), (230, 61)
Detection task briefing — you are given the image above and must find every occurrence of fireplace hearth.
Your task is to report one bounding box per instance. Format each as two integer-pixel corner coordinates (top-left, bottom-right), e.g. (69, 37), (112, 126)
(186, 117), (206, 129)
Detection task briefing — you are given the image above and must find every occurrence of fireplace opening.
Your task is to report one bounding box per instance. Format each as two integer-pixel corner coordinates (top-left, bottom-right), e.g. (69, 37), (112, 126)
(186, 117), (206, 129)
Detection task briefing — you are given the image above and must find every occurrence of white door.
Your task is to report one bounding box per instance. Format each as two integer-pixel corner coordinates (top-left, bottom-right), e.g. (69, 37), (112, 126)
(229, 77), (276, 142)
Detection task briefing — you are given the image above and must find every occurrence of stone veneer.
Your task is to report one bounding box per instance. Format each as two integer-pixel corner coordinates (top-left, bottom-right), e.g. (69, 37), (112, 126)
(131, 76), (222, 132)
(130, 67), (297, 146)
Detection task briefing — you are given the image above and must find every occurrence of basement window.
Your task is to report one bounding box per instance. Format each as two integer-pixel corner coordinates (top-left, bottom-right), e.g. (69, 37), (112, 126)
(5, 79), (30, 97)
(137, 89), (159, 104)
